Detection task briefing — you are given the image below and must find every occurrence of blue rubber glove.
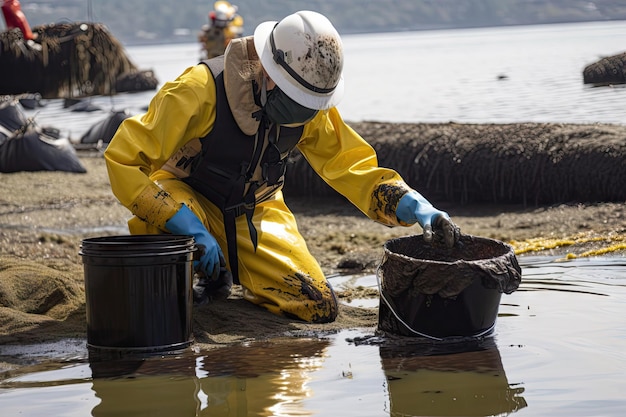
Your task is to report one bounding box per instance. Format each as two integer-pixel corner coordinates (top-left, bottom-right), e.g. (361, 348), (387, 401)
(165, 204), (223, 279)
(396, 191), (459, 247)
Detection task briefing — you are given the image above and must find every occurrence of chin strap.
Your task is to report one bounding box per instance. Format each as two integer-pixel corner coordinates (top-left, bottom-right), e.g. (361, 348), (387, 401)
(260, 76), (268, 106)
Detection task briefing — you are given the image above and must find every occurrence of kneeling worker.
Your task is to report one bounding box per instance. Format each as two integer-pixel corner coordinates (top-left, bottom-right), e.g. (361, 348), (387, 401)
(105, 11), (460, 324)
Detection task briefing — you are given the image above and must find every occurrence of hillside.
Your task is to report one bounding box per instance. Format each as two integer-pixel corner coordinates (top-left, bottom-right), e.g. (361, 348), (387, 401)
(8, 0), (626, 45)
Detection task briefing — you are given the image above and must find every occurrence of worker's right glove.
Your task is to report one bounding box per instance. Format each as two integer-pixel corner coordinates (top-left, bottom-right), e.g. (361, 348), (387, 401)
(165, 204), (223, 279)
(396, 191), (460, 248)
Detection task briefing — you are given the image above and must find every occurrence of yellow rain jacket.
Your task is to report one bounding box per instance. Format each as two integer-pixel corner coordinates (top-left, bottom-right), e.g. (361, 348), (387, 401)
(104, 37), (413, 323)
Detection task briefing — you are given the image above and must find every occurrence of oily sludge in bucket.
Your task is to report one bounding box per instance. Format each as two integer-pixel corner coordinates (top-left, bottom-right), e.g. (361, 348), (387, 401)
(80, 234), (198, 353)
(377, 234), (522, 340)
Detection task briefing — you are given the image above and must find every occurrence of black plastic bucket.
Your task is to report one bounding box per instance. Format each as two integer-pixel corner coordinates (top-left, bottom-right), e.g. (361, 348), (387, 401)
(80, 234), (197, 353)
(377, 234), (522, 340)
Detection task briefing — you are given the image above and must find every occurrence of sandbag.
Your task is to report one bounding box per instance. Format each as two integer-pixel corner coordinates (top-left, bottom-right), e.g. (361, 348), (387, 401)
(80, 110), (131, 146)
(0, 100), (86, 173)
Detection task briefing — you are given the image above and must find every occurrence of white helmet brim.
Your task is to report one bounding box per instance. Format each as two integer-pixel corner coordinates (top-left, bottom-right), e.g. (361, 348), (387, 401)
(254, 18), (344, 111)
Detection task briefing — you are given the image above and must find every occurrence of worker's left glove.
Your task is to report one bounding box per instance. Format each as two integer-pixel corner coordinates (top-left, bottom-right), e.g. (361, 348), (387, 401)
(192, 257), (233, 305)
(165, 204), (223, 279)
(396, 191), (460, 248)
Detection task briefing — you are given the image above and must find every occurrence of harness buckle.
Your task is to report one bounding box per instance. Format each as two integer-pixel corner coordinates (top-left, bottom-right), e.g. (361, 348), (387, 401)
(225, 203), (245, 217)
(225, 201), (256, 218)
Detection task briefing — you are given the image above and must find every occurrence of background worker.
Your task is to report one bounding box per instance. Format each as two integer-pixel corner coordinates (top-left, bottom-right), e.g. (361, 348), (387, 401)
(1, 0), (35, 40)
(198, 1), (243, 59)
(105, 11), (459, 324)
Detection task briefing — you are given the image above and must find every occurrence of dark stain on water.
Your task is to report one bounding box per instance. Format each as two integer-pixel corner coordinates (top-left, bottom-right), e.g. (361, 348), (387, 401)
(1, 257), (625, 416)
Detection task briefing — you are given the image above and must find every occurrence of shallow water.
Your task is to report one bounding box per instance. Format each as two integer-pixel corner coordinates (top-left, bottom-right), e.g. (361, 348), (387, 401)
(1, 256), (625, 416)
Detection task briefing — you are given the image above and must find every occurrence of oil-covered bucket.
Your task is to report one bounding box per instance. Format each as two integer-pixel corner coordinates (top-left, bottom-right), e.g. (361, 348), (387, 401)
(377, 234), (522, 340)
(80, 234), (197, 353)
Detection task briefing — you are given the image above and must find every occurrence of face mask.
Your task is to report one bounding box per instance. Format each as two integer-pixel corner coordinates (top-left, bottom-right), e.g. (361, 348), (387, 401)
(263, 87), (318, 125)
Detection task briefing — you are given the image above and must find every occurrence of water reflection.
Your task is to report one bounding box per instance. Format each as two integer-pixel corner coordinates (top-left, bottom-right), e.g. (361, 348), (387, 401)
(87, 335), (526, 416)
(88, 337), (329, 416)
(89, 353), (200, 416)
(377, 338), (526, 416)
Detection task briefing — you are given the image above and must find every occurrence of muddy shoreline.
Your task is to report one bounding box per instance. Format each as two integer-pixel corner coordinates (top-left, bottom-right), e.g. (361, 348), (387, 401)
(1, 122), (625, 371)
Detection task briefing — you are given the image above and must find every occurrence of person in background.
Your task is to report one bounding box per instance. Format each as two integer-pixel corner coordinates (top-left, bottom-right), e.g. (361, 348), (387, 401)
(105, 10), (460, 324)
(198, 1), (243, 59)
(1, 0), (35, 40)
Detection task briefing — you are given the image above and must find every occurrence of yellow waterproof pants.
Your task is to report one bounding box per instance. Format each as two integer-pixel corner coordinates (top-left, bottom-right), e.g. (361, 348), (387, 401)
(128, 171), (338, 323)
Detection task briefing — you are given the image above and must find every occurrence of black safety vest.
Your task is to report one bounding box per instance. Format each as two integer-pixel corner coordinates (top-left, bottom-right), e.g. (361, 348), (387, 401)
(183, 56), (304, 283)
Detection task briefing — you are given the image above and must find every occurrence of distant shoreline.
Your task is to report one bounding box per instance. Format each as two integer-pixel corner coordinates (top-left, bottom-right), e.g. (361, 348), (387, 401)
(118, 19), (626, 47)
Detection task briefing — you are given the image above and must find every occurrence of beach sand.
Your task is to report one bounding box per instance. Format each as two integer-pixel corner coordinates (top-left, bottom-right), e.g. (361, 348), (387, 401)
(1, 131), (624, 371)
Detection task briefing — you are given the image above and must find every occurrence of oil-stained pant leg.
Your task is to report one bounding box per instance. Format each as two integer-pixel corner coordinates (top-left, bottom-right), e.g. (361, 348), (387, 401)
(127, 173), (338, 323)
(234, 193), (338, 323)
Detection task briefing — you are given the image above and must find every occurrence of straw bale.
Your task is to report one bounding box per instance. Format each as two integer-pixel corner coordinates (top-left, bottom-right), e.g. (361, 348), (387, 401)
(583, 52), (626, 86)
(0, 22), (156, 98)
(285, 122), (626, 205)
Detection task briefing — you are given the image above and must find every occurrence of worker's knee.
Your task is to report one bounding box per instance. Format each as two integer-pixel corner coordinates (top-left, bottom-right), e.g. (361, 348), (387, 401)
(281, 288), (339, 324)
(243, 277), (339, 323)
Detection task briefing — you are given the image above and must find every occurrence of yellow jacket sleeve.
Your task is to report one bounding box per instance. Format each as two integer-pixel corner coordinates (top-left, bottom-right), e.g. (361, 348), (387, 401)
(104, 64), (217, 230)
(298, 108), (412, 226)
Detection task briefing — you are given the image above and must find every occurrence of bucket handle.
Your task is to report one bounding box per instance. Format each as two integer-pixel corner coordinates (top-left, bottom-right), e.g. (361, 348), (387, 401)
(376, 264), (444, 340)
(376, 264), (496, 340)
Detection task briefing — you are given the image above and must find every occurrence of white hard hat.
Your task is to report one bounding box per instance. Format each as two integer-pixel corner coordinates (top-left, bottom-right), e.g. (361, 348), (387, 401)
(214, 1), (236, 19)
(254, 10), (344, 110)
